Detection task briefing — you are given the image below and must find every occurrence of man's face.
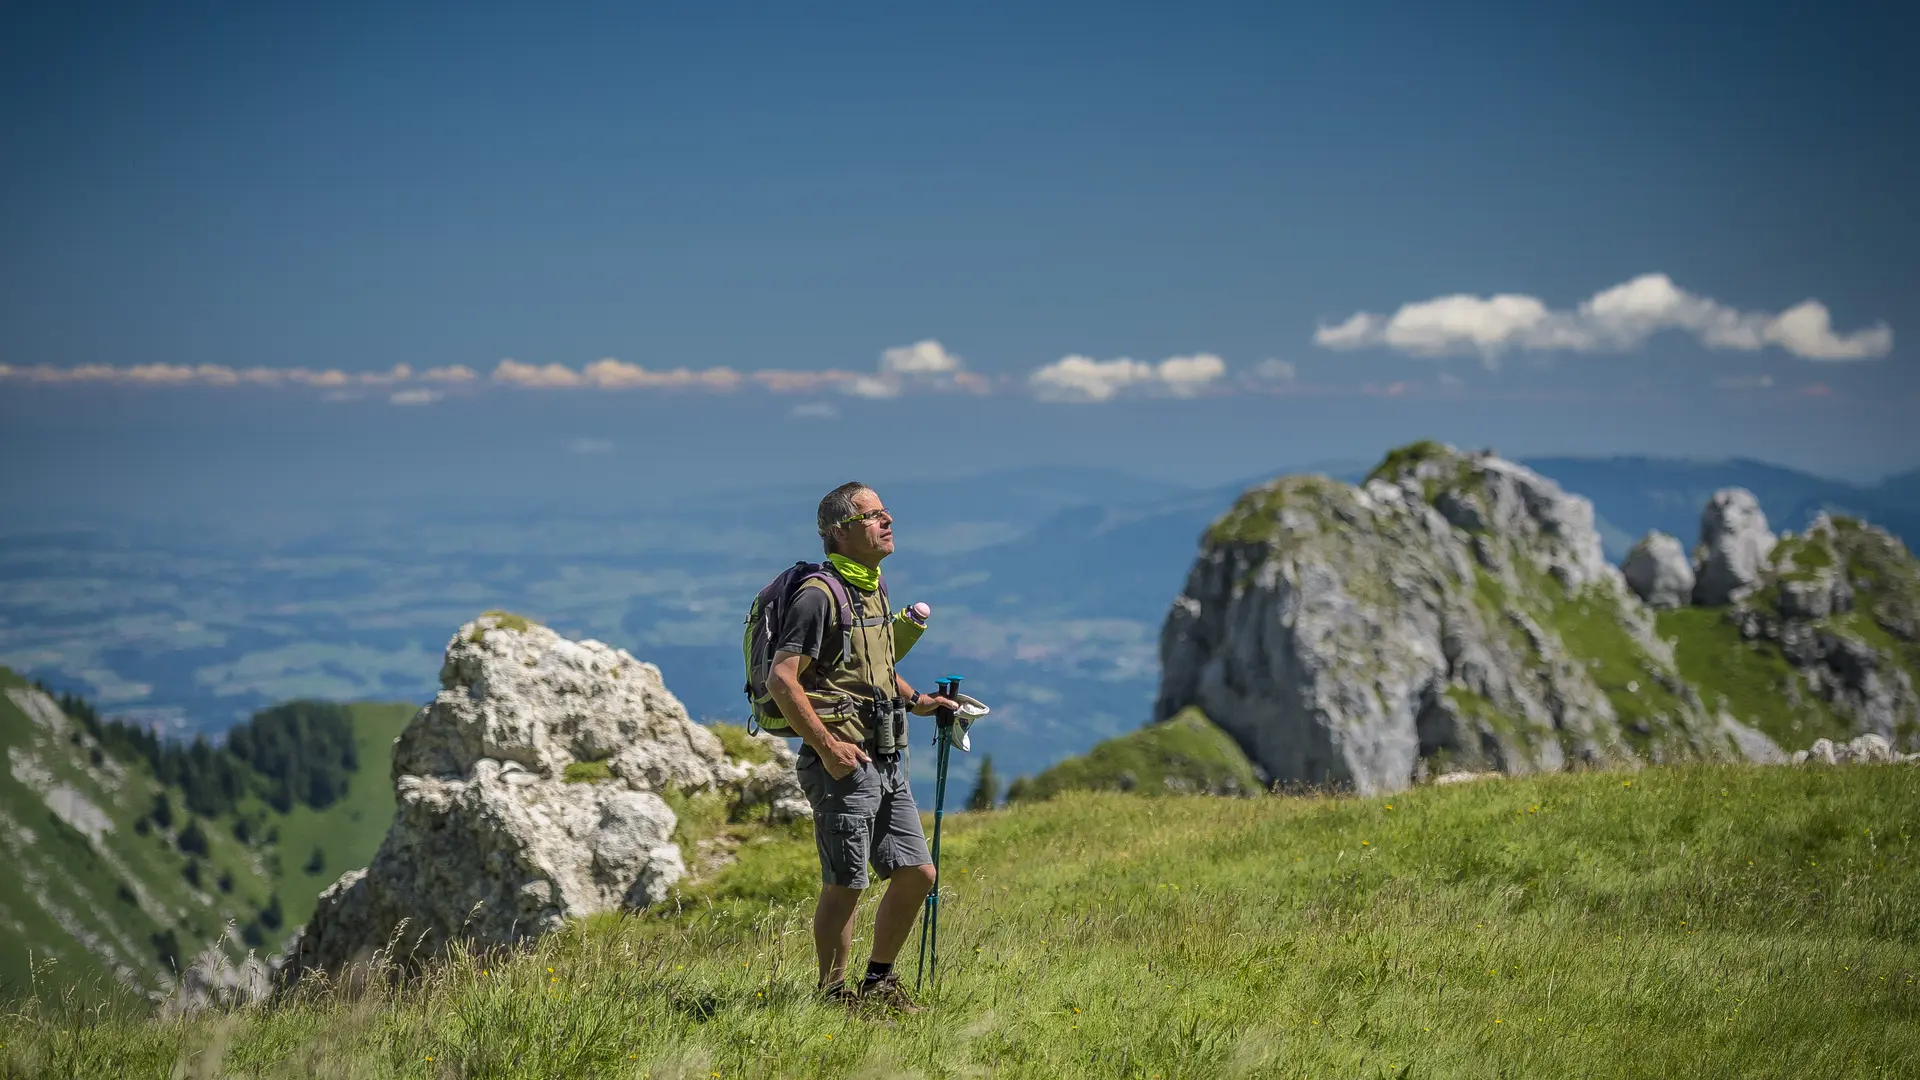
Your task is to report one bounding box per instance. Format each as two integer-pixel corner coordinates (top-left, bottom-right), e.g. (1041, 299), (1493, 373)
(834, 488), (894, 564)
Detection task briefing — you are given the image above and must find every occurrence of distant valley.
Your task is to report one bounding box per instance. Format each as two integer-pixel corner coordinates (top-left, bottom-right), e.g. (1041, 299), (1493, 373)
(1, 454), (1915, 807)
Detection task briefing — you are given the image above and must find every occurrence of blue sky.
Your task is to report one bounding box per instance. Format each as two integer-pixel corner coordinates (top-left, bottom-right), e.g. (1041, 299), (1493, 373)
(2, 0), (1916, 484)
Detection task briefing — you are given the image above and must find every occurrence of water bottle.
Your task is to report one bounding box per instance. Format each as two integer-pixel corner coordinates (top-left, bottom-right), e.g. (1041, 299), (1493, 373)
(891, 602), (931, 660)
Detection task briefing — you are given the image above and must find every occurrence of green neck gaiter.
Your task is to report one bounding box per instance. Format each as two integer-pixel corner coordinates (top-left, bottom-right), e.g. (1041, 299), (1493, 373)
(827, 553), (881, 593)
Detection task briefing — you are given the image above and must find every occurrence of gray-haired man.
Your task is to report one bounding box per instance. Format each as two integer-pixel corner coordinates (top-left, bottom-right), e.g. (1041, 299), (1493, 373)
(765, 481), (957, 1012)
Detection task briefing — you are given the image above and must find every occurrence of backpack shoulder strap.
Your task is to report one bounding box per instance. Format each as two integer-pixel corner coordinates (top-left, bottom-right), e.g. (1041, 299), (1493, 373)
(798, 570), (856, 667)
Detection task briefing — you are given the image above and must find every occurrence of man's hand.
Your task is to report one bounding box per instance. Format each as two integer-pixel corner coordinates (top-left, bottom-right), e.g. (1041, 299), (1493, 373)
(910, 694), (960, 717)
(767, 650), (869, 780)
(821, 736), (870, 780)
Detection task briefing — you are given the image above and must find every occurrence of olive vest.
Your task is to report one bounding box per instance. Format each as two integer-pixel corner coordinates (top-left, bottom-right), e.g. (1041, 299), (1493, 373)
(798, 574), (897, 745)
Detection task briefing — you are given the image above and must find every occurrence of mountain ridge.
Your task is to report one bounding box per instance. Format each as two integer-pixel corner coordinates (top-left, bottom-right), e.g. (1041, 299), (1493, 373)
(1151, 441), (1920, 794)
(0, 675), (411, 1002)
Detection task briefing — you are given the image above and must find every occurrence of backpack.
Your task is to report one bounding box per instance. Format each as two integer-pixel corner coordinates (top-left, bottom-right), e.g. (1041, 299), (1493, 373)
(741, 561), (889, 736)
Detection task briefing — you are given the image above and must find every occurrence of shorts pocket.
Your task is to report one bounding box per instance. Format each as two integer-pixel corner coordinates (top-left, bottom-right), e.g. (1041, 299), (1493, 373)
(823, 815), (871, 885)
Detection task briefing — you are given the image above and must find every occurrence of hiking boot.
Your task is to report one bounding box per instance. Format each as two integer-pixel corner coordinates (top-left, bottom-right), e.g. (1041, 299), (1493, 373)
(857, 971), (925, 1014)
(819, 981), (860, 1009)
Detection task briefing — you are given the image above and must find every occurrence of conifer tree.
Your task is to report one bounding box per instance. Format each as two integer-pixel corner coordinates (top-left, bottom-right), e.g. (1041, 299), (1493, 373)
(967, 754), (1000, 811)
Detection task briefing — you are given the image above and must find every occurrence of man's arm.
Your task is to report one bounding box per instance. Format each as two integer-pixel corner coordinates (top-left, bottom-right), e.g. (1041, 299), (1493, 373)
(768, 651), (868, 779)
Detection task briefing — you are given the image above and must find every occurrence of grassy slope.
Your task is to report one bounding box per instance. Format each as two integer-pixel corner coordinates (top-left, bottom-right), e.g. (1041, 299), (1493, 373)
(7, 762), (1917, 1078)
(264, 703), (414, 936)
(1658, 607), (1852, 748)
(0, 670), (413, 1000)
(1008, 707), (1261, 802)
(0, 668), (273, 999)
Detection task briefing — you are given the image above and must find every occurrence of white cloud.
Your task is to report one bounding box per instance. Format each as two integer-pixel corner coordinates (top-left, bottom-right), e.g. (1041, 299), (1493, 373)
(492, 359), (583, 388)
(1314, 273), (1893, 363)
(879, 340), (964, 376)
(789, 401), (841, 420)
(842, 339), (972, 398)
(389, 387), (443, 406)
(1156, 353), (1227, 396)
(1312, 312), (1381, 350)
(1027, 353), (1227, 402)
(754, 369), (858, 393)
(1028, 356), (1157, 402)
(581, 358), (744, 390)
(1252, 358), (1297, 381)
(844, 375), (901, 399)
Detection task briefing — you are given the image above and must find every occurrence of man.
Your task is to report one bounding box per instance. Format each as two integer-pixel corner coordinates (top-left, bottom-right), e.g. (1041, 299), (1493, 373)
(765, 481), (956, 1013)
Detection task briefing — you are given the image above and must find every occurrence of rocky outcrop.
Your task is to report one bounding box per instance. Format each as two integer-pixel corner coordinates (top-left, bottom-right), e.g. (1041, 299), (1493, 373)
(1156, 444), (1920, 796)
(1623, 532), (1695, 609)
(1692, 489), (1776, 606)
(1155, 443), (1726, 795)
(1728, 515), (1920, 743)
(279, 613), (804, 986)
(1790, 733), (1913, 766)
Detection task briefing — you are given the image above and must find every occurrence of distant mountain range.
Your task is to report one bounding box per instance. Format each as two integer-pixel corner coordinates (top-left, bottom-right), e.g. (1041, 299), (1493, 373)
(1524, 457), (1918, 561)
(1, 450), (1913, 808)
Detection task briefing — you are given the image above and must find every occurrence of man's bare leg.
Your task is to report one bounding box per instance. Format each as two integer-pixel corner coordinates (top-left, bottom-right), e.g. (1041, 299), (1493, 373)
(867, 863), (936, 965)
(814, 884), (864, 988)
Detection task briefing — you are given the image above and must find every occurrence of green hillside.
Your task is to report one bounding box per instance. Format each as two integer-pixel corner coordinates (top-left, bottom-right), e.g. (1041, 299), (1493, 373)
(0, 669), (412, 1001)
(1005, 707), (1262, 803)
(256, 702), (413, 937)
(6, 761), (1916, 1078)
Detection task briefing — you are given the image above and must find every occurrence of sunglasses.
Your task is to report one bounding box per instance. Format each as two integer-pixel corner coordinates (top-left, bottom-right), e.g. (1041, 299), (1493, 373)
(837, 507), (893, 528)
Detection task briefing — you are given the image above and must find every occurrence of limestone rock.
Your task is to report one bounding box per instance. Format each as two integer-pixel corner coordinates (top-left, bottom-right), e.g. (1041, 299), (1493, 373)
(1728, 516), (1920, 744)
(1691, 489), (1776, 606)
(281, 613), (792, 986)
(1622, 531), (1695, 609)
(1718, 714), (1786, 764)
(1156, 443), (1720, 796)
(1790, 733), (1901, 765)
(162, 945), (272, 1017)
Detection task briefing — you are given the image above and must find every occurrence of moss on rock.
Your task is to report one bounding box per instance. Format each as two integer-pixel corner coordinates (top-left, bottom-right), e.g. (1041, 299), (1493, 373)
(466, 610), (537, 643)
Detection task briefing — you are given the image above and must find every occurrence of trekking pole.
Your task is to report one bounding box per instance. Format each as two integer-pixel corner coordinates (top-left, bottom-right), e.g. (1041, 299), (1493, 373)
(916, 675), (960, 992)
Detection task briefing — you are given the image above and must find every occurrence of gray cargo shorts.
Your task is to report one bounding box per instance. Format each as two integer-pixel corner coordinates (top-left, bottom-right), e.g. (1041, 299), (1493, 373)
(796, 744), (931, 890)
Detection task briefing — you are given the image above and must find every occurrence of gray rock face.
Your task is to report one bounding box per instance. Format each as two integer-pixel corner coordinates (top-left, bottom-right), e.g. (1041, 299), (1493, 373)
(1728, 516), (1920, 743)
(281, 613), (804, 985)
(162, 945), (272, 1017)
(1790, 734), (1909, 765)
(1622, 532), (1695, 609)
(1692, 489), (1776, 606)
(1156, 445), (1726, 796)
(1717, 714), (1786, 764)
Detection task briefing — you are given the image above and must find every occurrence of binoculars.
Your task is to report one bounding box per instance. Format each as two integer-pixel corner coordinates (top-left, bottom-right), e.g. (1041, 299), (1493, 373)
(862, 695), (915, 755)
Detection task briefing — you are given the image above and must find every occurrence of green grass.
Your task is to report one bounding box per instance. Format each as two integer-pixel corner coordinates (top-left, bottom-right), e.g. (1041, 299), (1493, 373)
(1542, 585), (1691, 752)
(660, 787), (732, 853)
(264, 703), (415, 936)
(6, 763), (1918, 1078)
(562, 761), (615, 784)
(0, 669), (274, 998)
(1006, 708), (1262, 803)
(709, 722), (773, 765)
(467, 611), (535, 642)
(1658, 608), (1850, 748)
(1204, 475), (1348, 545)
(0, 672), (414, 998)
(1364, 438), (1450, 485)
